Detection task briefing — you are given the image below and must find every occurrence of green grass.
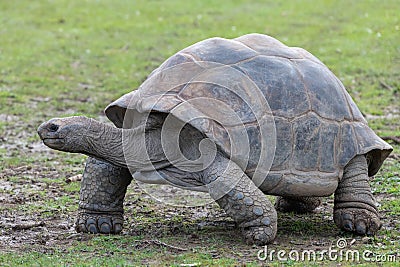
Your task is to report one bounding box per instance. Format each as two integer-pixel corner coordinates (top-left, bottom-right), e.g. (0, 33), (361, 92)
(0, 0), (399, 266)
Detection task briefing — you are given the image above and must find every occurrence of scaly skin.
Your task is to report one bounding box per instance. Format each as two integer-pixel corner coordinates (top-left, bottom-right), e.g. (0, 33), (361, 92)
(203, 154), (277, 245)
(275, 196), (321, 213)
(76, 157), (132, 234)
(333, 155), (381, 235)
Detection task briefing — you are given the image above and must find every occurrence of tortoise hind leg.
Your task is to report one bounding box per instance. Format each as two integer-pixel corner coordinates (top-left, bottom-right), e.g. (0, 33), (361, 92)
(333, 155), (381, 235)
(275, 196), (321, 213)
(203, 155), (277, 245)
(76, 157), (132, 234)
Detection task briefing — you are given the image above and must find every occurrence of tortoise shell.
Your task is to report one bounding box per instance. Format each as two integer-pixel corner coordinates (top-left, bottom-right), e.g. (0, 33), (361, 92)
(105, 33), (392, 196)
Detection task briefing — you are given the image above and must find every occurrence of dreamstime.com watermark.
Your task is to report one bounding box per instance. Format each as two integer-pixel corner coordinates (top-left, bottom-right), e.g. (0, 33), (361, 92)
(257, 238), (398, 263)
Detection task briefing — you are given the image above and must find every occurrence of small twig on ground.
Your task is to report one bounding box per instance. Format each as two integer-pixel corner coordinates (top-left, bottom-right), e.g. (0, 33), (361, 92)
(381, 136), (400, 144)
(12, 221), (45, 230)
(379, 80), (394, 90)
(66, 233), (83, 240)
(135, 239), (188, 252)
(65, 174), (82, 183)
(13, 165), (31, 172)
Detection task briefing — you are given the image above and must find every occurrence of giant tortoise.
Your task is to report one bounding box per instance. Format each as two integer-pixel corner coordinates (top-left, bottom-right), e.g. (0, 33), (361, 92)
(37, 33), (392, 245)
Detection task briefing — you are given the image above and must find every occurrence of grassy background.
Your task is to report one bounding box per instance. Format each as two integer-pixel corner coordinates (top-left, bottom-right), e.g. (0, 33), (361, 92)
(0, 0), (399, 266)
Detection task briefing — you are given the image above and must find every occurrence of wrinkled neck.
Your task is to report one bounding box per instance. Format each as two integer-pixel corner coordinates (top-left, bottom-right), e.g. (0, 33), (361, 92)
(81, 119), (146, 169)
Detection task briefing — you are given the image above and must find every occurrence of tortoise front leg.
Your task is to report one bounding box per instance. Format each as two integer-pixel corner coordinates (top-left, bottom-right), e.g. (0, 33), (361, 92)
(76, 157), (132, 234)
(333, 155), (381, 235)
(203, 155), (277, 245)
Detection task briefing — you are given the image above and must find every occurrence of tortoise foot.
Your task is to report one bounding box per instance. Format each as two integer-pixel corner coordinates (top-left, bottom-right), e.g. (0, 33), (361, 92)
(240, 215), (277, 245)
(75, 210), (124, 234)
(333, 208), (381, 235)
(275, 196), (321, 214)
(241, 224), (277, 245)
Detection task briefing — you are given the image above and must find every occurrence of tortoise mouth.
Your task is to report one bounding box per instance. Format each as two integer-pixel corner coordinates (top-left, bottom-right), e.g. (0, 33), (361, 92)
(42, 137), (65, 148)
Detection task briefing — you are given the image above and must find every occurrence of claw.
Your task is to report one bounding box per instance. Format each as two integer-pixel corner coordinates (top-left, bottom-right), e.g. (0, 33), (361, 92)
(355, 221), (366, 235)
(334, 208), (380, 236)
(88, 223), (98, 234)
(98, 217), (112, 234)
(75, 212), (124, 234)
(100, 223), (111, 234)
(114, 223), (123, 233)
(343, 220), (353, 231)
(242, 225), (276, 245)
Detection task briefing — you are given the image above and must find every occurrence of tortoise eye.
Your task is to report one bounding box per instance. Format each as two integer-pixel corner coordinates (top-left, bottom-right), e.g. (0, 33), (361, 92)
(49, 123), (59, 132)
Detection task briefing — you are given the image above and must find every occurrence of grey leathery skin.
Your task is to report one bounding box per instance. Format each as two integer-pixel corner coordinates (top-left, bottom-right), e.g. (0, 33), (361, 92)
(275, 196), (322, 214)
(333, 155), (381, 235)
(202, 154), (277, 245)
(75, 157), (132, 234)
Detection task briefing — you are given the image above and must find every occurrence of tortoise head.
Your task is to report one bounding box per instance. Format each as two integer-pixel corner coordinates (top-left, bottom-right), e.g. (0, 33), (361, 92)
(37, 116), (93, 152)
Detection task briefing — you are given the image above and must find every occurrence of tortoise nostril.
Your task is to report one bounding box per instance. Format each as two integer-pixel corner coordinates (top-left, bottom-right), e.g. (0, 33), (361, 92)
(49, 123), (59, 132)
